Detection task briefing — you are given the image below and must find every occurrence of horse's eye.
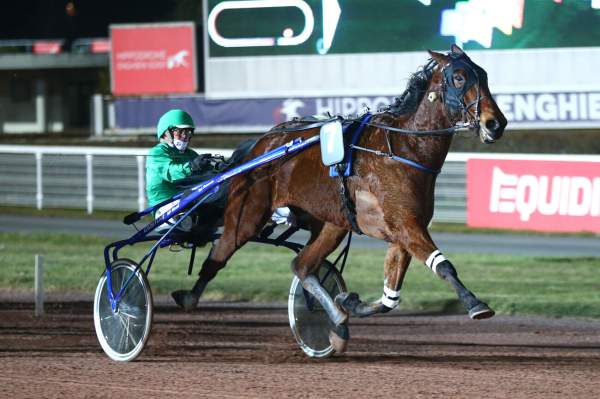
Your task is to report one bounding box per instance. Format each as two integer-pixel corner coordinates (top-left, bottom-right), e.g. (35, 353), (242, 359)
(453, 73), (465, 88)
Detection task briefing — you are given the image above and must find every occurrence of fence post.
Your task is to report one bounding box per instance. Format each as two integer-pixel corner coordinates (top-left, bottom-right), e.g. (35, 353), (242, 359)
(35, 79), (46, 133)
(86, 154), (94, 214)
(107, 100), (116, 131)
(35, 255), (44, 317)
(91, 94), (104, 137)
(136, 155), (146, 212)
(35, 152), (43, 210)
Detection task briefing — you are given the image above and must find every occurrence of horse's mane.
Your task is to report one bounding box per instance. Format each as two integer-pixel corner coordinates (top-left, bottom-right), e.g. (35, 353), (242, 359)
(383, 58), (437, 116)
(270, 58), (438, 134)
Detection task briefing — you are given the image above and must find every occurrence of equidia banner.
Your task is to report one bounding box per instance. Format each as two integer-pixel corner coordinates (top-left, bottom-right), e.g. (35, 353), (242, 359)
(110, 23), (197, 96)
(467, 158), (600, 233)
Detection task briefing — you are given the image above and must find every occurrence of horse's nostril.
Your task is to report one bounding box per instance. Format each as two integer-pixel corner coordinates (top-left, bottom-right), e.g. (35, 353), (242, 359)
(485, 119), (500, 132)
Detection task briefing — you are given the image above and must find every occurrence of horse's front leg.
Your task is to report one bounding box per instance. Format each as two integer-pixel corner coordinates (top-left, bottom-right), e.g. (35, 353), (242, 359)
(336, 244), (411, 317)
(406, 227), (495, 319)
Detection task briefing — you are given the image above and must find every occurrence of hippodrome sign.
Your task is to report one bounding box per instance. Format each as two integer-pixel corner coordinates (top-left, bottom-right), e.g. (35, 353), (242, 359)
(467, 158), (600, 233)
(110, 23), (197, 96)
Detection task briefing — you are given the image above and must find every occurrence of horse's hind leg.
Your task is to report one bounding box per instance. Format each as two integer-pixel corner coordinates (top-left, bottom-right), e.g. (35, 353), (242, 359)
(336, 244), (411, 317)
(172, 179), (273, 310)
(406, 227), (494, 319)
(291, 222), (349, 351)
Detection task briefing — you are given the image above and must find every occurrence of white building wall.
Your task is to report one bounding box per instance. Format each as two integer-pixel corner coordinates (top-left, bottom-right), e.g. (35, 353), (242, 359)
(205, 48), (600, 99)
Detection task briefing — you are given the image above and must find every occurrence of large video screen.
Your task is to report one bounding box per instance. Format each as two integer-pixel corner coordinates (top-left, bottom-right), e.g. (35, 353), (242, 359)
(206, 0), (600, 57)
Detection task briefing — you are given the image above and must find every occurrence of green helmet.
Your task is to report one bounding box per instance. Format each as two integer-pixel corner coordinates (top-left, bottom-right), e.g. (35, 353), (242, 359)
(156, 109), (195, 140)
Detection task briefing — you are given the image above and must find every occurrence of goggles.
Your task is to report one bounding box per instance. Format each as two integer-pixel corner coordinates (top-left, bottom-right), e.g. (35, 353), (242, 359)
(169, 127), (194, 138)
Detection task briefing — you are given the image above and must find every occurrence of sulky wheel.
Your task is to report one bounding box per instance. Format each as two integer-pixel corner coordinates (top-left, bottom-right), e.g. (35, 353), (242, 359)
(288, 261), (347, 358)
(93, 259), (153, 362)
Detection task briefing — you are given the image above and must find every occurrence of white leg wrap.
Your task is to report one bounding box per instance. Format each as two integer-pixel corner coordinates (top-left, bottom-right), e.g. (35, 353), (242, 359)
(381, 283), (401, 309)
(425, 250), (447, 274)
(383, 285), (400, 298)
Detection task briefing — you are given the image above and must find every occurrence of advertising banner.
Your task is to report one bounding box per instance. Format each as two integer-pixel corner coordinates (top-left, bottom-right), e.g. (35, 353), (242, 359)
(113, 94), (395, 132)
(495, 92), (600, 128)
(467, 158), (600, 233)
(113, 92), (600, 132)
(110, 23), (197, 95)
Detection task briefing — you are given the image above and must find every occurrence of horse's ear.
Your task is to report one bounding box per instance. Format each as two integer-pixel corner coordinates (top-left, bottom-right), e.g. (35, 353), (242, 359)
(451, 44), (465, 55)
(427, 49), (449, 64)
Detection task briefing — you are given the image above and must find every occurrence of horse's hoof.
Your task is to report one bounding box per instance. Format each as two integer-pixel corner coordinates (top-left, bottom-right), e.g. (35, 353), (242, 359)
(469, 302), (495, 320)
(334, 292), (360, 317)
(329, 323), (349, 354)
(171, 290), (199, 311)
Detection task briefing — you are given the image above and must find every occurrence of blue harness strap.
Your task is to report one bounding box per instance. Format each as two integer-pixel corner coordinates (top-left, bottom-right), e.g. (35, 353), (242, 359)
(390, 155), (440, 175)
(329, 112), (439, 176)
(330, 113), (374, 177)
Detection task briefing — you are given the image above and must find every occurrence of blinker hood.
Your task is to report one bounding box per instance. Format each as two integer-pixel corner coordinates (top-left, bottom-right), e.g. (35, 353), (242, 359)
(442, 54), (479, 114)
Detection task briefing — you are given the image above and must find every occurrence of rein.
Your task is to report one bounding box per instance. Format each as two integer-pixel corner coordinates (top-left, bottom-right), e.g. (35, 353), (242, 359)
(341, 114), (477, 176)
(281, 112), (477, 177)
(269, 117), (341, 134)
(361, 119), (474, 136)
(349, 143), (441, 175)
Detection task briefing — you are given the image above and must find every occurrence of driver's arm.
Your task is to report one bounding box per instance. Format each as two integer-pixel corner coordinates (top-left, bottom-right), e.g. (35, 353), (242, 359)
(148, 146), (197, 183)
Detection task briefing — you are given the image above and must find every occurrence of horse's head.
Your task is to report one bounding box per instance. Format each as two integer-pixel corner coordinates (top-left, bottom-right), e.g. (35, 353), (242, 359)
(428, 45), (507, 143)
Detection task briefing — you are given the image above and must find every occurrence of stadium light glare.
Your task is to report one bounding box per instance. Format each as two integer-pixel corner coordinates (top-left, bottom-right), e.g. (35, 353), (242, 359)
(441, 0), (524, 48)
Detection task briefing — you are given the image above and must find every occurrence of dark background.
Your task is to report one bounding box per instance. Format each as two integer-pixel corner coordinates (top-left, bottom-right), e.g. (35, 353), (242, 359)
(0, 0), (201, 44)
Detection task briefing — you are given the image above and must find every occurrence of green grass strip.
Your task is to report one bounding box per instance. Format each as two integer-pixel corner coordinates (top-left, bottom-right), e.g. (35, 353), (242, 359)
(1, 232), (599, 318)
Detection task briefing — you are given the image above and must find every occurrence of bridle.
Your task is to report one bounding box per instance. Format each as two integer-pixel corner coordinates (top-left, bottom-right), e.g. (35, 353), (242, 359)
(439, 52), (487, 132)
(360, 52), (486, 137)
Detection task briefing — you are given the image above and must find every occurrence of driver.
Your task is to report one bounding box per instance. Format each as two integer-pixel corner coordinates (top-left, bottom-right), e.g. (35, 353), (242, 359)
(146, 109), (221, 232)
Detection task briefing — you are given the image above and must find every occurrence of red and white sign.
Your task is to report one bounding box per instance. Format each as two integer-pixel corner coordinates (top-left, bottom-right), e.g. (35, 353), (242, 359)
(467, 158), (600, 233)
(33, 41), (62, 54)
(90, 39), (110, 53)
(110, 23), (197, 96)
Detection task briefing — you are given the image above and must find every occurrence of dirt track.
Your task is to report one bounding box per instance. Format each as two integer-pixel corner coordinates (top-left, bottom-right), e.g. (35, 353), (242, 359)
(1, 298), (600, 398)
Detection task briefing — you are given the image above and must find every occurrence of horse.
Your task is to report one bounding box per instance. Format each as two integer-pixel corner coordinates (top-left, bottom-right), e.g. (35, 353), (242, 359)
(174, 45), (507, 352)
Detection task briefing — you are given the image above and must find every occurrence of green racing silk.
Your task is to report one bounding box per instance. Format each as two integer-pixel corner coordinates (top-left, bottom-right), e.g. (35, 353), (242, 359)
(146, 143), (198, 207)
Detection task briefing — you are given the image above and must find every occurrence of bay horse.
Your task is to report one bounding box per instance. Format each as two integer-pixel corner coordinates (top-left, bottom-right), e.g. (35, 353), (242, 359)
(174, 45), (507, 352)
